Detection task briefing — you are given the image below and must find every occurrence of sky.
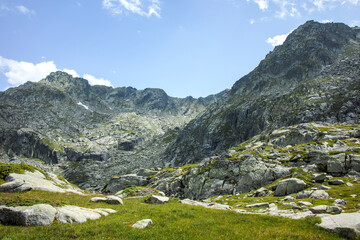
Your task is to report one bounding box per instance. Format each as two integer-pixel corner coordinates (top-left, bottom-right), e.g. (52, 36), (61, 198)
(0, 0), (359, 98)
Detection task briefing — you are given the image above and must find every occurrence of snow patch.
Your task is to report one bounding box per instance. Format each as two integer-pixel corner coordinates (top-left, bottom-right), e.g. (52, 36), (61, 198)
(77, 102), (91, 111)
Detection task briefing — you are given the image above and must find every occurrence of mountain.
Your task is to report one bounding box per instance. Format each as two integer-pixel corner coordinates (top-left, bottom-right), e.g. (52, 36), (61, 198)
(0, 71), (223, 190)
(164, 20), (360, 166)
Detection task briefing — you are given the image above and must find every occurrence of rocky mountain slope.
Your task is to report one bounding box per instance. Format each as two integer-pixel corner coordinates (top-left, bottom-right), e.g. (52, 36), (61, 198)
(104, 122), (360, 199)
(0, 71), (224, 190)
(164, 20), (360, 166)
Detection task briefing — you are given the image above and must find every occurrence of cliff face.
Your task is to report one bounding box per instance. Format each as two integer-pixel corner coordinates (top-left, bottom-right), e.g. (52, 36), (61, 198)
(164, 21), (360, 166)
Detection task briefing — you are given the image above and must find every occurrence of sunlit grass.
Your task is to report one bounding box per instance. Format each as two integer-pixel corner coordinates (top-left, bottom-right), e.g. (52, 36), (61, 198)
(0, 191), (344, 240)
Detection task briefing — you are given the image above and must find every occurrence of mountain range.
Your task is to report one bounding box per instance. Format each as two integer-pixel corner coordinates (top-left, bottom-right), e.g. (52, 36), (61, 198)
(0, 20), (359, 192)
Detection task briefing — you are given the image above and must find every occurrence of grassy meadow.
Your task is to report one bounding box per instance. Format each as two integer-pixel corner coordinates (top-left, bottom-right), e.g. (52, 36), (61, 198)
(0, 190), (345, 240)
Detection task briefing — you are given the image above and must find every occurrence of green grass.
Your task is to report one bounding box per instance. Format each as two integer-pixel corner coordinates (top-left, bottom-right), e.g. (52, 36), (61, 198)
(0, 163), (37, 183)
(0, 190), (344, 240)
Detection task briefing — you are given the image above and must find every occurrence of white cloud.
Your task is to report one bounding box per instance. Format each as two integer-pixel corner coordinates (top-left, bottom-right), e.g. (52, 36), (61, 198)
(0, 56), (57, 85)
(248, 0), (359, 18)
(102, 0), (161, 18)
(83, 74), (113, 87)
(250, 19), (255, 24)
(16, 5), (35, 15)
(320, 19), (332, 23)
(0, 56), (113, 88)
(254, 0), (269, 10)
(63, 69), (80, 78)
(266, 29), (294, 47)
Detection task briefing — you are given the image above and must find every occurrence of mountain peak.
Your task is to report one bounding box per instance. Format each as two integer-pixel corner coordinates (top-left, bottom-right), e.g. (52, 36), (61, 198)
(41, 71), (90, 90)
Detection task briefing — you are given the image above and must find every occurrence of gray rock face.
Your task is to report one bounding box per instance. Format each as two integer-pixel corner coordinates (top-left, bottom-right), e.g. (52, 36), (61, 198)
(148, 157), (290, 200)
(328, 179), (345, 185)
(274, 178), (307, 196)
(0, 204), (56, 226)
(104, 174), (148, 194)
(296, 190), (313, 199)
(319, 213), (360, 239)
(132, 219), (153, 229)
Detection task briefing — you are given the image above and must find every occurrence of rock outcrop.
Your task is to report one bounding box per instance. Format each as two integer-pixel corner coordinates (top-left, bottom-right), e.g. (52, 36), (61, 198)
(0, 204), (116, 226)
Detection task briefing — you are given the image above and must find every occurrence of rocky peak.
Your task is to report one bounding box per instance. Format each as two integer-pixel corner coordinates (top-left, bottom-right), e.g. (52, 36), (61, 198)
(231, 21), (358, 95)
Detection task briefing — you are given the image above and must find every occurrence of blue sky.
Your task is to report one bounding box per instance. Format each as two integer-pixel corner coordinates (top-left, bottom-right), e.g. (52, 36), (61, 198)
(0, 0), (359, 98)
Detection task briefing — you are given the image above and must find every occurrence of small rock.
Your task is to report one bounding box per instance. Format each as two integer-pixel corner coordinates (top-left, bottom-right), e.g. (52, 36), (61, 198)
(350, 194), (357, 198)
(145, 195), (169, 204)
(346, 182), (354, 187)
(318, 185), (331, 190)
(284, 196), (295, 201)
(334, 199), (347, 206)
(132, 219), (153, 229)
(245, 202), (270, 208)
(298, 201), (312, 206)
(235, 204), (242, 207)
(328, 180), (345, 185)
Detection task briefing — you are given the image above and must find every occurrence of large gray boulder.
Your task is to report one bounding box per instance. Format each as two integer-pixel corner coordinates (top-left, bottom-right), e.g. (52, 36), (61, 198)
(0, 204), (56, 226)
(310, 190), (329, 199)
(103, 174), (148, 194)
(274, 178), (307, 196)
(0, 179), (31, 192)
(56, 205), (115, 224)
(145, 195), (169, 204)
(309, 205), (342, 214)
(90, 195), (123, 205)
(319, 213), (360, 239)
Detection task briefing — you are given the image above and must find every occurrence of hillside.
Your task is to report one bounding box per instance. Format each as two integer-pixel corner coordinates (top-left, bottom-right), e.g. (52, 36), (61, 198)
(164, 20), (360, 166)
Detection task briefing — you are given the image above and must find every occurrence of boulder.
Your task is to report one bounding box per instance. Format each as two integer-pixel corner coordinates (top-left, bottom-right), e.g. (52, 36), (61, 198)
(253, 187), (268, 197)
(309, 205), (342, 214)
(55, 205), (114, 224)
(132, 219), (153, 229)
(90, 195), (123, 205)
(274, 178), (307, 196)
(245, 202), (270, 208)
(310, 190), (329, 199)
(103, 174), (148, 194)
(0, 204), (56, 226)
(145, 195), (169, 204)
(318, 184), (331, 190)
(296, 190), (313, 199)
(319, 213), (360, 239)
(313, 173), (327, 183)
(298, 201), (312, 206)
(0, 179), (31, 192)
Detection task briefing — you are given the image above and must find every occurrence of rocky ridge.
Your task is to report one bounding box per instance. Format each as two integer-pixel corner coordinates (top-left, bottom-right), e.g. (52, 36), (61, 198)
(0, 71), (224, 190)
(164, 20), (360, 166)
(104, 122), (360, 199)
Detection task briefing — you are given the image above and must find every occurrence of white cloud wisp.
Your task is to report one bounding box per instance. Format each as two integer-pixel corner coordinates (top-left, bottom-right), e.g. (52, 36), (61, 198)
(0, 56), (113, 88)
(248, 0), (359, 18)
(103, 0), (161, 18)
(266, 29), (294, 47)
